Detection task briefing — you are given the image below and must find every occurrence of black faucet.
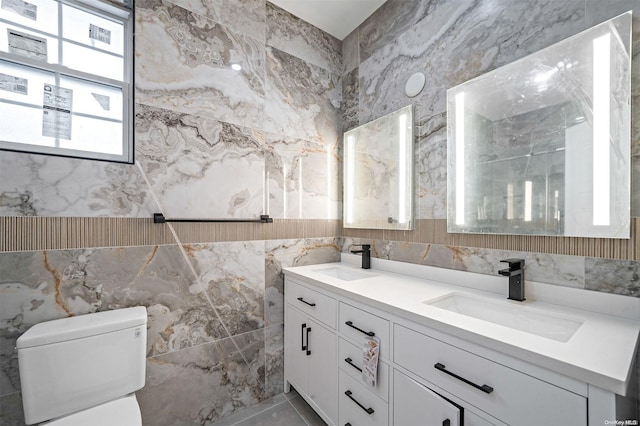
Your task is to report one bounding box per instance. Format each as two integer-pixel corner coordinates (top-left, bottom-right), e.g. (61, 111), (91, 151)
(498, 258), (525, 301)
(350, 244), (371, 269)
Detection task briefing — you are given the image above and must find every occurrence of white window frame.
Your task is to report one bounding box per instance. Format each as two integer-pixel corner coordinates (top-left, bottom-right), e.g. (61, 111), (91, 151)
(0, 0), (133, 163)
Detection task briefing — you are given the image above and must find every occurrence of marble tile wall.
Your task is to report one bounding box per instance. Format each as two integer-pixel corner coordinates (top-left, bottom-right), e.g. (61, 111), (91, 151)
(0, 0), (344, 424)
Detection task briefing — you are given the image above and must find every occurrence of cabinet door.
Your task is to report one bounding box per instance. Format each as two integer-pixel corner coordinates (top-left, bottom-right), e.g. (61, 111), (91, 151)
(285, 305), (308, 393)
(307, 318), (338, 424)
(394, 370), (461, 426)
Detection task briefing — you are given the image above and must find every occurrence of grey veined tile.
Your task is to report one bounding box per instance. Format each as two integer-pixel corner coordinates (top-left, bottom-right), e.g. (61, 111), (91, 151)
(186, 241), (266, 337)
(135, 0), (265, 130)
(266, 2), (342, 75)
(0, 246), (227, 359)
(264, 133), (341, 220)
(264, 47), (341, 146)
(169, 0), (266, 42)
(585, 258), (640, 297)
(0, 150), (156, 217)
(138, 329), (266, 426)
(135, 104), (266, 219)
(358, 0), (584, 124)
(264, 238), (341, 326)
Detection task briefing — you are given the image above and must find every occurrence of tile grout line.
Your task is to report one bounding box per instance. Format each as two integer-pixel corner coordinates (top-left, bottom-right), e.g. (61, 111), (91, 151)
(286, 395), (315, 426)
(225, 398), (291, 426)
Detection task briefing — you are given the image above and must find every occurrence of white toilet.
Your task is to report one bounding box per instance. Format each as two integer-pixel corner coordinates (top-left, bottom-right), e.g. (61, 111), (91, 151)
(16, 307), (147, 425)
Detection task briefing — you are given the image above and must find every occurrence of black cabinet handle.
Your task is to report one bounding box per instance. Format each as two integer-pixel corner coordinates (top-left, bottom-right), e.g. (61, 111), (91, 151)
(345, 423), (352, 426)
(297, 297), (316, 307)
(301, 323), (306, 351)
(345, 320), (375, 337)
(345, 390), (374, 414)
(443, 419), (451, 426)
(344, 357), (362, 372)
(306, 327), (311, 355)
(434, 362), (494, 394)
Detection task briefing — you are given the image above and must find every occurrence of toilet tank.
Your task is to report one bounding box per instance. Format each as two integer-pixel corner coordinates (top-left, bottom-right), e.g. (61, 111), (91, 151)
(17, 307), (147, 425)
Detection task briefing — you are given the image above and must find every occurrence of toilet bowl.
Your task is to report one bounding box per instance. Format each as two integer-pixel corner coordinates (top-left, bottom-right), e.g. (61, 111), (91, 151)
(16, 307), (147, 425)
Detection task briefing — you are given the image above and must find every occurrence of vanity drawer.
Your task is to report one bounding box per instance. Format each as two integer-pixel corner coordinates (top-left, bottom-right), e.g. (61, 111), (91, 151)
(285, 279), (336, 329)
(338, 338), (389, 401)
(339, 302), (390, 360)
(339, 369), (388, 426)
(393, 324), (587, 426)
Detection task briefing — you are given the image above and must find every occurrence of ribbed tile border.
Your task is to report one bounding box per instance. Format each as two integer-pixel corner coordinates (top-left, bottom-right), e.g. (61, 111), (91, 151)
(0, 217), (343, 252)
(3, 216), (638, 259)
(343, 218), (640, 260)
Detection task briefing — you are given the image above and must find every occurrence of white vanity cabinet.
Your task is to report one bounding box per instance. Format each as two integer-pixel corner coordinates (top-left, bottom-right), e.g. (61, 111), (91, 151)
(284, 279), (338, 425)
(283, 264), (639, 426)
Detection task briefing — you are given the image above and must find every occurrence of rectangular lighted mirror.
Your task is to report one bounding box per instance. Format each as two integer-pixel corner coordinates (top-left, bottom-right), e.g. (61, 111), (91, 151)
(344, 105), (413, 230)
(447, 12), (631, 238)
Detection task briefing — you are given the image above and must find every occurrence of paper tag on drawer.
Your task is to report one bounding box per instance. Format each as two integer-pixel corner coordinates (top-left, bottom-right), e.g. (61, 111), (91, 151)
(362, 336), (380, 388)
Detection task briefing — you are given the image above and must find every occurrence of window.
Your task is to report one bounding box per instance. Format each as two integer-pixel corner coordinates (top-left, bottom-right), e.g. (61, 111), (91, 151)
(0, 0), (133, 163)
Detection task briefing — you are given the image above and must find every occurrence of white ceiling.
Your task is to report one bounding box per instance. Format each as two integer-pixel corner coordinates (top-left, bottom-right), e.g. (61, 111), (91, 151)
(269, 0), (387, 40)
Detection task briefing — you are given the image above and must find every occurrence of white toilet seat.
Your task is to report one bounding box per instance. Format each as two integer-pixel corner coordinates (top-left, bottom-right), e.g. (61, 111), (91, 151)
(42, 394), (142, 426)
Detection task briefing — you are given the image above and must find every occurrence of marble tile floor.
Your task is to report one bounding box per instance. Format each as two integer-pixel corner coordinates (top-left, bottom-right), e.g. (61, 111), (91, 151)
(212, 388), (326, 426)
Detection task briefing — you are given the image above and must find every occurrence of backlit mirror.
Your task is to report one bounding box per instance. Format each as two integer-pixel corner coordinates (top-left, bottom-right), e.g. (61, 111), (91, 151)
(344, 105), (413, 230)
(447, 12), (631, 238)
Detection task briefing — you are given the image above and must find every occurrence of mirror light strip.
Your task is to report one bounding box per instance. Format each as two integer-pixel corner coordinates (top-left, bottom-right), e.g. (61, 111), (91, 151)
(346, 135), (355, 224)
(455, 92), (465, 225)
(593, 33), (610, 226)
(507, 183), (514, 220)
(524, 180), (532, 222)
(398, 113), (407, 224)
(283, 163), (287, 219)
(298, 157), (303, 219)
(326, 146), (332, 219)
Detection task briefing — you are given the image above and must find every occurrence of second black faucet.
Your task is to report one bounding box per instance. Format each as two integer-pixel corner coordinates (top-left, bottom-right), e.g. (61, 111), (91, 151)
(498, 258), (525, 301)
(351, 244), (371, 269)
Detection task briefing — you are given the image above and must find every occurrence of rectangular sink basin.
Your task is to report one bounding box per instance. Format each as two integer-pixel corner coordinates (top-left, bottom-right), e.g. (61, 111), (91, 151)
(313, 266), (377, 281)
(425, 293), (584, 342)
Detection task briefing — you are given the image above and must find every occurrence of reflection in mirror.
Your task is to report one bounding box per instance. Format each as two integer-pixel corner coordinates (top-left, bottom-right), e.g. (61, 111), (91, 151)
(344, 105), (413, 230)
(447, 11), (632, 238)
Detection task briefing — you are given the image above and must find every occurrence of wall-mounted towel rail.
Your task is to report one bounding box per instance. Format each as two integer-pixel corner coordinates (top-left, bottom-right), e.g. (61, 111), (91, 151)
(153, 213), (273, 224)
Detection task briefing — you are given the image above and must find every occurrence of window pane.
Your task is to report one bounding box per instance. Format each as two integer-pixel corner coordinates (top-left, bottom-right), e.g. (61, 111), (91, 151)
(62, 4), (124, 56)
(60, 115), (123, 155)
(62, 41), (122, 80)
(0, 59), (54, 105)
(60, 75), (122, 120)
(0, 22), (58, 64)
(0, 0), (58, 35)
(0, 102), (55, 146)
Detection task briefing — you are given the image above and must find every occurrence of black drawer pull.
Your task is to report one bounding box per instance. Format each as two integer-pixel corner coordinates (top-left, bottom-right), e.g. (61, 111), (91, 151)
(434, 362), (494, 394)
(301, 323), (306, 351)
(344, 357), (362, 372)
(345, 320), (375, 337)
(345, 424), (352, 426)
(297, 297), (316, 307)
(345, 390), (374, 414)
(306, 327), (311, 356)
(443, 419), (451, 426)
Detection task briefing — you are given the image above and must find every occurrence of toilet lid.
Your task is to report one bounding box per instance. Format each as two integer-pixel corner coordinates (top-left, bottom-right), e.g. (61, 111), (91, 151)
(42, 394), (142, 426)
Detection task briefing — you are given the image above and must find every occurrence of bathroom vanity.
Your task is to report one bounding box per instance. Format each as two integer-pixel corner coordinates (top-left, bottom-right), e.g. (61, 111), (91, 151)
(283, 255), (640, 426)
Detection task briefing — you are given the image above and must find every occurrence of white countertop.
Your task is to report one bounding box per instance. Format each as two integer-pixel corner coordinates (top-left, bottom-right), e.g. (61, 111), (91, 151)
(283, 254), (640, 396)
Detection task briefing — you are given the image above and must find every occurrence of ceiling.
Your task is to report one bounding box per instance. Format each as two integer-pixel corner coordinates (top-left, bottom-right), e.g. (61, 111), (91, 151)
(269, 0), (387, 40)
